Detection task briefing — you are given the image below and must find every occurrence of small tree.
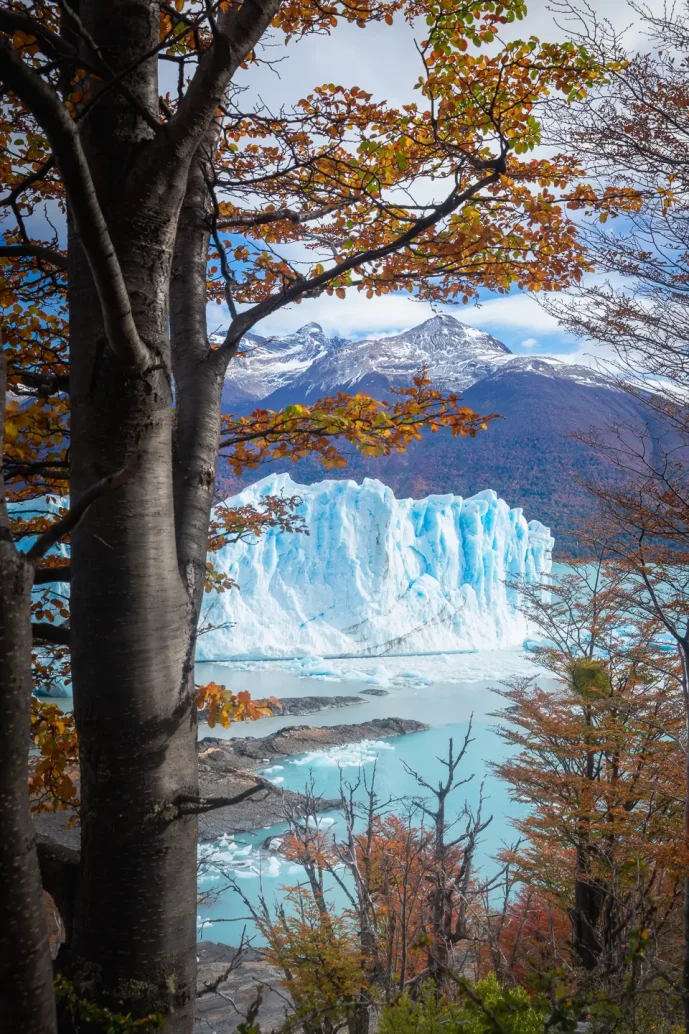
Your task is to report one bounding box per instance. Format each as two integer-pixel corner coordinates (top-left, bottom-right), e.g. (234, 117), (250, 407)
(237, 735), (493, 1034)
(495, 558), (687, 1017)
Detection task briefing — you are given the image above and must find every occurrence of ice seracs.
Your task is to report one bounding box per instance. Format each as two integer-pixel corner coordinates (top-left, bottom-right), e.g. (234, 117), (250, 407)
(196, 474), (553, 661)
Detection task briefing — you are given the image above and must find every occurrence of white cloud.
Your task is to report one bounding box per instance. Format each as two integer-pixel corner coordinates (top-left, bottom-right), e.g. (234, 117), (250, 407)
(241, 0), (666, 114)
(210, 287), (572, 342)
(541, 339), (618, 368)
(457, 294), (564, 334)
(212, 293), (433, 339)
(213, 1), (669, 365)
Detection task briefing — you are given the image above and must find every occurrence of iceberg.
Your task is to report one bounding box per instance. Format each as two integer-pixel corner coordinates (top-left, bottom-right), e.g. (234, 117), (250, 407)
(196, 474), (553, 660)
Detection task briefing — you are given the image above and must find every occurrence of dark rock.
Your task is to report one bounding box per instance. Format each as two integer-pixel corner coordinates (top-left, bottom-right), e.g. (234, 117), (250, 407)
(199, 716), (428, 770)
(359, 688), (389, 696)
(196, 746), (338, 840)
(266, 695), (365, 715)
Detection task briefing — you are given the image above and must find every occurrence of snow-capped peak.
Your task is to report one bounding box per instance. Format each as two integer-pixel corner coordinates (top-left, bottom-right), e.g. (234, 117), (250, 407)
(222, 323), (346, 403)
(223, 315), (515, 405)
(221, 313), (619, 409)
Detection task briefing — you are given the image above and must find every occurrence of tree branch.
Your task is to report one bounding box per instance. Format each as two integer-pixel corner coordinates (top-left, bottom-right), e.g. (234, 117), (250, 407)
(0, 9), (75, 63)
(33, 565), (71, 586)
(32, 622), (70, 645)
(216, 171), (500, 357)
(0, 245), (67, 269)
(0, 157), (55, 210)
(216, 201), (345, 230)
(163, 0), (283, 160)
(26, 464), (134, 562)
(171, 783), (269, 817)
(0, 41), (150, 368)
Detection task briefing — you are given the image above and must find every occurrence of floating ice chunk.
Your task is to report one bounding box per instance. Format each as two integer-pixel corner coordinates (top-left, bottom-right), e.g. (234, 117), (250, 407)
(284, 655), (341, 678)
(292, 739), (395, 769)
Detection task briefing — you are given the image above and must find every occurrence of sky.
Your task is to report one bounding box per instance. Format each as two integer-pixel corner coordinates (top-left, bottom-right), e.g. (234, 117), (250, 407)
(208, 0), (667, 364)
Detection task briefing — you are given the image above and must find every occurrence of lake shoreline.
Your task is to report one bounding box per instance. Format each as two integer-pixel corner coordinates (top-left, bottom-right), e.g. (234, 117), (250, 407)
(33, 717), (430, 849)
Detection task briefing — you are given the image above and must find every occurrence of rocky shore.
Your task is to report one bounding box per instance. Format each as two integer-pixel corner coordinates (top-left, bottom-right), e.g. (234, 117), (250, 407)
(261, 694), (367, 715)
(34, 717), (429, 847)
(195, 943), (290, 1034)
(200, 716), (427, 769)
(195, 716), (427, 839)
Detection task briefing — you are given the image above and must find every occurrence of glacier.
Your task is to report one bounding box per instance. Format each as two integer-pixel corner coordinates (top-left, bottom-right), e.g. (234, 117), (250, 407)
(196, 474), (553, 661)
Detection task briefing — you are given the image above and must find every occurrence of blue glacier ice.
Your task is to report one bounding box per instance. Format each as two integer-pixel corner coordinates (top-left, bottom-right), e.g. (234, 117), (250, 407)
(196, 474), (553, 660)
(11, 494), (71, 697)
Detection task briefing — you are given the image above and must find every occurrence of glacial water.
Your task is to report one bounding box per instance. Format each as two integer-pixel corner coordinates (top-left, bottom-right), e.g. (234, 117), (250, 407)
(195, 648), (550, 946)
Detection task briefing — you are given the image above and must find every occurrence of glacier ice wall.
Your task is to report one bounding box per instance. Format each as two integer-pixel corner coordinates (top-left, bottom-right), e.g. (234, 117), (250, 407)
(197, 474), (553, 660)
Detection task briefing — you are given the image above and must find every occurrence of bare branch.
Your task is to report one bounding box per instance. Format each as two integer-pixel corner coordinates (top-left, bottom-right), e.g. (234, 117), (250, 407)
(164, 0), (283, 160)
(0, 245), (67, 270)
(172, 783), (269, 817)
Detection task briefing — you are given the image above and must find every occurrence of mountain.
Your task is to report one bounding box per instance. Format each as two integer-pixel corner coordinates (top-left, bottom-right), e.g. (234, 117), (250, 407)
(220, 324), (346, 408)
(197, 473), (553, 660)
(222, 315), (513, 409)
(218, 315), (660, 554)
(221, 314), (616, 410)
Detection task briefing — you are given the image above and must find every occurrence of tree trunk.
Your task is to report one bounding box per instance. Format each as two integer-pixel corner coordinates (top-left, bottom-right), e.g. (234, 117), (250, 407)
(680, 642), (689, 1033)
(62, 8), (198, 1024)
(65, 227), (198, 1029)
(0, 355), (58, 1033)
(572, 862), (604, 972)
(170, 149), (227, 623)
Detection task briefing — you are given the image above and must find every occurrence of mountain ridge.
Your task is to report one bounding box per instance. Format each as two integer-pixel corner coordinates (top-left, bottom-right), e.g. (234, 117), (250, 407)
(220, 314), (619, 410)
(217, 314), (651, 554)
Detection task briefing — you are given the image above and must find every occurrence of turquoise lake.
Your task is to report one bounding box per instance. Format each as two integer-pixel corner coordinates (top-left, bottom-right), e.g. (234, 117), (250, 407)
(194, 649), (549, 946)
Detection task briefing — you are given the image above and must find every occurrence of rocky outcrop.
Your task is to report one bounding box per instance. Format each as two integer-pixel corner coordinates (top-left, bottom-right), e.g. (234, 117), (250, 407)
(196, 747), (337, 840)
(199, 716), (428, 769)
(196, 717), (426, 838)
(265, 695), (365, 715)
(34, 719), (428, 847)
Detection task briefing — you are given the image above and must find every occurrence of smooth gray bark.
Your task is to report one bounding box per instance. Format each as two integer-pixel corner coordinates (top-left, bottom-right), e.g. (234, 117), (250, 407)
(64, 2), (198, 1027)
(0, 355), (58, 1034)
